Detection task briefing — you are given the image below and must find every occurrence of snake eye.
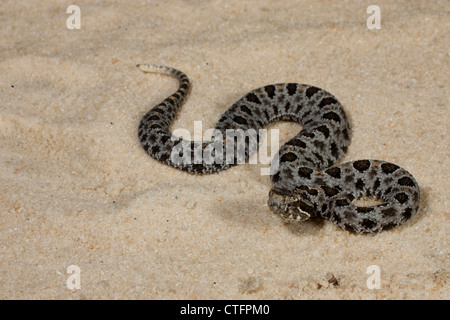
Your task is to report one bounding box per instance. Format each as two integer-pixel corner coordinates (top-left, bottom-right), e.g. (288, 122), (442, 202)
(295, 206), (311, 220)
(293, 198), (316, 221)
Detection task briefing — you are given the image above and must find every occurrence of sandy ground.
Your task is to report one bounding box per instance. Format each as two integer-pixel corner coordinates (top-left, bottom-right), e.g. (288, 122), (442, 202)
(0, 0), (448, 299)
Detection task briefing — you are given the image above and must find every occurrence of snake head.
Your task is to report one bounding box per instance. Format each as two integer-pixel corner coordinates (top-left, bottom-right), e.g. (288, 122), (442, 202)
(268, 187), (317, 222)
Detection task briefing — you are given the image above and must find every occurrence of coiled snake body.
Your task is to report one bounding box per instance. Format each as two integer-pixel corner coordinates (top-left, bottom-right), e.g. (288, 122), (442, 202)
(137, 64), (420, 233)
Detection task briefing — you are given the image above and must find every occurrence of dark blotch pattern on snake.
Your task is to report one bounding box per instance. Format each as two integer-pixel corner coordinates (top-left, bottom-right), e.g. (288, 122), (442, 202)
(137, 64), (420, 233)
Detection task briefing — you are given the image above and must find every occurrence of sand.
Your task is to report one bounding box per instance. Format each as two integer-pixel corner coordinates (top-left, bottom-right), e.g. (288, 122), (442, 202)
(0, 0), (448, 299)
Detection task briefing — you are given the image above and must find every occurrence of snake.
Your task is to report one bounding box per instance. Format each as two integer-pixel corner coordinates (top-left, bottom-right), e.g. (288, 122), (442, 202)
(136, 64), (420, 233)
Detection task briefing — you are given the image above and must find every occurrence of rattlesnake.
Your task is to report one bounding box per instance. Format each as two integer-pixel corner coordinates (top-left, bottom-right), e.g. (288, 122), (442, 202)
(137, 64), (420, 233)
